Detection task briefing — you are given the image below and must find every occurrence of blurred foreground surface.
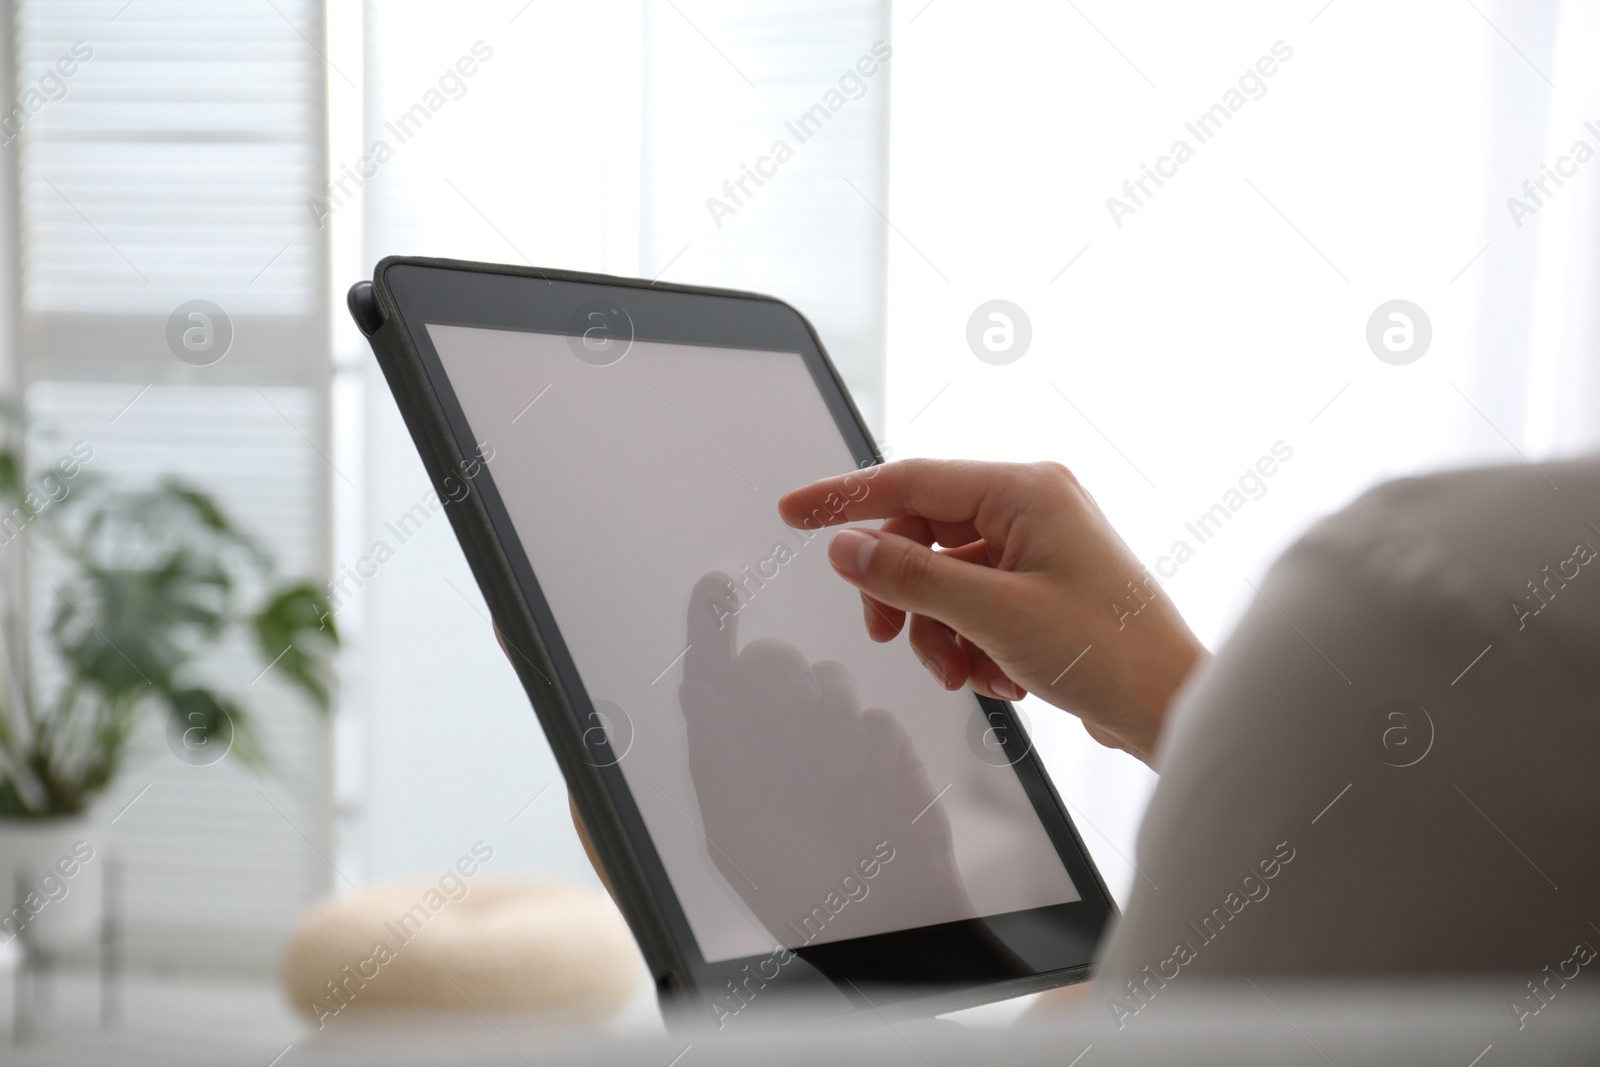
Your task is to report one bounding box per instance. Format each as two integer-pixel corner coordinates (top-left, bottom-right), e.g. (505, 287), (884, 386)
(3, 976), (1595, 1065)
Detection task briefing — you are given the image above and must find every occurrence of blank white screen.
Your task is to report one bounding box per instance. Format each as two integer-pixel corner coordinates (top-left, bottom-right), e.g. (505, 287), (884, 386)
(429, 323), (1080, 963)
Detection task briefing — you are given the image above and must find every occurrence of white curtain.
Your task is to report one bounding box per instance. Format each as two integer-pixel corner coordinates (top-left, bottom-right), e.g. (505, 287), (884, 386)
(883, 0), (1600, 900)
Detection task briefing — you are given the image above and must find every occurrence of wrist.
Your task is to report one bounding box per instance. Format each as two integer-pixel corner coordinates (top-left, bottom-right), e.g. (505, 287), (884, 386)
(1104, 637), (1209, 767)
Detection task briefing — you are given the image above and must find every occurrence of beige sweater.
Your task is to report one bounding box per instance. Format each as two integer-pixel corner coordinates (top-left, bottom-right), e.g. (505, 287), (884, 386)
(1096, 455), (1600, 997)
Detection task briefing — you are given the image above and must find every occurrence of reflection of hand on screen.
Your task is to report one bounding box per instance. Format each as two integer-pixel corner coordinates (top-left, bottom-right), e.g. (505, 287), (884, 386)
(679, 571), (976, 948)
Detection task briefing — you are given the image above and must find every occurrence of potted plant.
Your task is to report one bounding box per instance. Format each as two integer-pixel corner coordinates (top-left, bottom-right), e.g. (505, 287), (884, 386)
(0, 429), (338, 955)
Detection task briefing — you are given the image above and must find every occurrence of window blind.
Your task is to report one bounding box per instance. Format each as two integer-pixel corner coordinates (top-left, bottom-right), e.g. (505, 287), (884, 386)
(13, 0), (333, 972)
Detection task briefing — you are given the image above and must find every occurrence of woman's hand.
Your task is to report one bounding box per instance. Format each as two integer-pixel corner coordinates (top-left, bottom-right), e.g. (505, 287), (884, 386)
(779, 458), (1207, 766)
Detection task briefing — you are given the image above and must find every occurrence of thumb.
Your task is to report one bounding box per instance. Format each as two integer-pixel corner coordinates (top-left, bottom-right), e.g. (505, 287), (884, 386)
(827, 528), (1011, 645)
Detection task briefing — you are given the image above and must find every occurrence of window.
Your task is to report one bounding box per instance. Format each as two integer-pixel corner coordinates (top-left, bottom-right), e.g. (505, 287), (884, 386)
(14, 0), (332, 970)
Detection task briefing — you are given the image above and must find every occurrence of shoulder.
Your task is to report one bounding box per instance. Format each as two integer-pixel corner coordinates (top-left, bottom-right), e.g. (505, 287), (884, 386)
(1095, 456), (1600, 987)
(1288, 455), (1600, 595)
(1274, 455), (1600, 695)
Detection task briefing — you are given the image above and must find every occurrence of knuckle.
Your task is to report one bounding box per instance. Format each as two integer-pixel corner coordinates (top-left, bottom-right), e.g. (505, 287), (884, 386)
(889, 540), (936, 601)
(1029, 460), (1079, 490)
(1027, 461), (1090, 510)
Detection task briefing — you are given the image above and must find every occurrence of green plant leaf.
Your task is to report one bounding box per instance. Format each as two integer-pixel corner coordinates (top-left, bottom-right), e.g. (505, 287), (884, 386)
(52, 553), (233, 699)
(252, 582), (339, 713)
(8, 465), (339, 815)
(0, 449), (22, 501)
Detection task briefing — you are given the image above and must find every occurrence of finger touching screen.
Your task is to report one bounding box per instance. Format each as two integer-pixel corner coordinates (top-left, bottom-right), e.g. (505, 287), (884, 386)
(427, 323), (1081, 963)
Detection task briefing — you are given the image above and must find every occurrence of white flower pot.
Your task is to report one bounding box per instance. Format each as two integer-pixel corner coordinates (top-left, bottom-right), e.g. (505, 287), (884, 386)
(0, 816), (103, 959)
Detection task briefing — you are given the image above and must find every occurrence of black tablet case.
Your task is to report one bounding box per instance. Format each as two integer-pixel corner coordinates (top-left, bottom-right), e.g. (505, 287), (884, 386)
(350, 255), (1114, 1022)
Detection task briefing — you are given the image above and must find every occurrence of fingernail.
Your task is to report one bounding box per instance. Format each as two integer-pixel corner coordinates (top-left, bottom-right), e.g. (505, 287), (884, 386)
(994, 679), (1025, 701)
(863, 598), (874, 631)
(920, 655), (946, 687)
(831, 529), (878, 579)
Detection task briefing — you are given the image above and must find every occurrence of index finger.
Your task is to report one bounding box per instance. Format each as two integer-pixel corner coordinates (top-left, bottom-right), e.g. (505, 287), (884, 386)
(778, 458), (1033, 532)
(683, 570), (740, 688)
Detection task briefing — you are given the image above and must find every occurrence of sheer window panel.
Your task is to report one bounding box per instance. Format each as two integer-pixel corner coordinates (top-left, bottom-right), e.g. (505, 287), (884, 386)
(641, 0), (891, 434)
(347, 0), (892, 894)
(1517, 1), (1600, 457)
(12, 0), (333, 972)
(349, 0), (642, 890)
(877, 0), (1595, 904)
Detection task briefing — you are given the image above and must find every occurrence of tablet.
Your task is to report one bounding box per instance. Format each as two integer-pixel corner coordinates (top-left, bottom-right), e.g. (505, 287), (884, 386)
(349, 257), (1115, 1026)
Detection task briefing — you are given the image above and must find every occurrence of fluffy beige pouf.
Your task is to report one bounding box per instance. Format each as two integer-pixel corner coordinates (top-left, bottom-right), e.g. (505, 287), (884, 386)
(281, 880), (641, 1030)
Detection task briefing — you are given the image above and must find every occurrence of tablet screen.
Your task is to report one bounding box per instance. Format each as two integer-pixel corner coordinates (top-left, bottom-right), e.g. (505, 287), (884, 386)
(428, 323), (1081, 964)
